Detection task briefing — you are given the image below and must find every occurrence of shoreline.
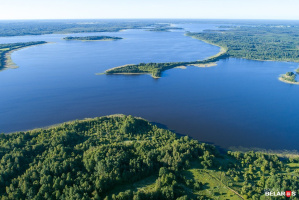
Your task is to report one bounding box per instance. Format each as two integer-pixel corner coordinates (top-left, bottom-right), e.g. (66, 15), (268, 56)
(186, 35), (228, 60)
(5, 114), (299, 157)
(107, 72), (160, 79)
(5, 114), (128, 134)
(1, 42), (49, 70)
(190, 62), (217, 68)
(229, 146), (299, 158)
(105, 64), (136, 72)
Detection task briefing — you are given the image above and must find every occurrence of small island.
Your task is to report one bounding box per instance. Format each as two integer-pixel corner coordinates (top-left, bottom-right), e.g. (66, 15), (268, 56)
(0, 41), (47, 70)
(63, 36), (123, 41)
(146, 23), (183, 32)
(279, 71), (299, 84)
(147, 27), (183, 32)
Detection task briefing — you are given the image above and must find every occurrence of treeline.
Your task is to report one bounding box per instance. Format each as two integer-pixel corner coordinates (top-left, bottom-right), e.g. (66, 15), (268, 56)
(186, 25), (299, 62)
(0, 115), (217, 199)
(0, 41), (47, 69)
(1, 115), (299, 199)
(105, 62), (190, 78)
(0, 21), (156, 37)
(63, 36), (123, 41)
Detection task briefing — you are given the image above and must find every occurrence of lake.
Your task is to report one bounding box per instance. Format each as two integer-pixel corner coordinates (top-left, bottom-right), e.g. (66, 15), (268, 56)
(0, 23), (299, 151)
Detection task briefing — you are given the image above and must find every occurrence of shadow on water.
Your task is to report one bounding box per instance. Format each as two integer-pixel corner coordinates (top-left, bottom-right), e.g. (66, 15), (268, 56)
(150, 121), (187, 137)
(150, 121), (228, 154)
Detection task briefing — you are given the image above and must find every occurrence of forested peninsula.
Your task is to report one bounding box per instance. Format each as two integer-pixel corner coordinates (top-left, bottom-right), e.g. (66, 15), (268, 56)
(0, 41), (47, 70)
(102, 44), (228, 78)
(63, 36), (123, 41)
(1, 115), (298, 200)
(102, 25), (299, 79)
(187, 25), (299, 62)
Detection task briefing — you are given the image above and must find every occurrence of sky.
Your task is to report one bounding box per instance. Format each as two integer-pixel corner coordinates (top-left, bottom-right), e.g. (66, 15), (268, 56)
(0, 0), (299, 20)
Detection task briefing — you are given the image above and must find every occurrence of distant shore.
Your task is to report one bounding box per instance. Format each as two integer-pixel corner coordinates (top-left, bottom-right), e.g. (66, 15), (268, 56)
(65, 39), (119, 42)
(63, 36), (123, 42)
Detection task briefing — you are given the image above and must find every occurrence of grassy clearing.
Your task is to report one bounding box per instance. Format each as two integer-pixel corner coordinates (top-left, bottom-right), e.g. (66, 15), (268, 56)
(104, 175), (157, 198)
(184, 168), (242, 200)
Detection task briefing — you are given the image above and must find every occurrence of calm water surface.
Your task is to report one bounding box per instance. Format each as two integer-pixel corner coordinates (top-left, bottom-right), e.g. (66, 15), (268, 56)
(0, 24), (298, 151)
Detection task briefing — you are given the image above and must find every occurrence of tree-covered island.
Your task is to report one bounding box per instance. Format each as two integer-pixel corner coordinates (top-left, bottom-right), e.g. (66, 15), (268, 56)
(1, 115), (299, 199)
(63, 36), (123, 41)
(0, 41), (47, 70)
(279, 71), (299, 84)
(147, 25), (183, 32)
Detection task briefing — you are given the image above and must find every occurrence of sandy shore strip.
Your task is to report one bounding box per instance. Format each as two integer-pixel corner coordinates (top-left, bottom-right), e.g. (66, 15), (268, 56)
(190, 62), (217, 68)
(278, 76), (299, 85)
(174, 66), (187, 69)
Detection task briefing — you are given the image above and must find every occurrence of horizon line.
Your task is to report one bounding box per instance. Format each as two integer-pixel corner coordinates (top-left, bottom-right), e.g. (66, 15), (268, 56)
(0, 18), (299, 21)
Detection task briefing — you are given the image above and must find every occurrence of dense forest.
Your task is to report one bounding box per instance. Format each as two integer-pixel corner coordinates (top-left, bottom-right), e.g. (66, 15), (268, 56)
(63, 36), (123, 41)
(186, 25), (299, 62)
(0, 21), (178, 37)
(0, 41), (47, 69)
(1, 115), (298, 199)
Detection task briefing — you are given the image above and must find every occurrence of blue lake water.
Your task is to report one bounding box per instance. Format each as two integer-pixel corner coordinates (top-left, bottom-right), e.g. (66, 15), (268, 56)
(0, 23), (299, 151)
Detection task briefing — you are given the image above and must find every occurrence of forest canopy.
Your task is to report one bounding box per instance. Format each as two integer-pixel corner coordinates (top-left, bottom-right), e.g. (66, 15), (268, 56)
(1, 115), (299, 199)
(186, 25), (299, 62)
(0, 21), (177, 37)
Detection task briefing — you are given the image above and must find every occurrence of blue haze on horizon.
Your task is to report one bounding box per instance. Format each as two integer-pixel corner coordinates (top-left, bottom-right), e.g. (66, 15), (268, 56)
(0, 0), (299, 20)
